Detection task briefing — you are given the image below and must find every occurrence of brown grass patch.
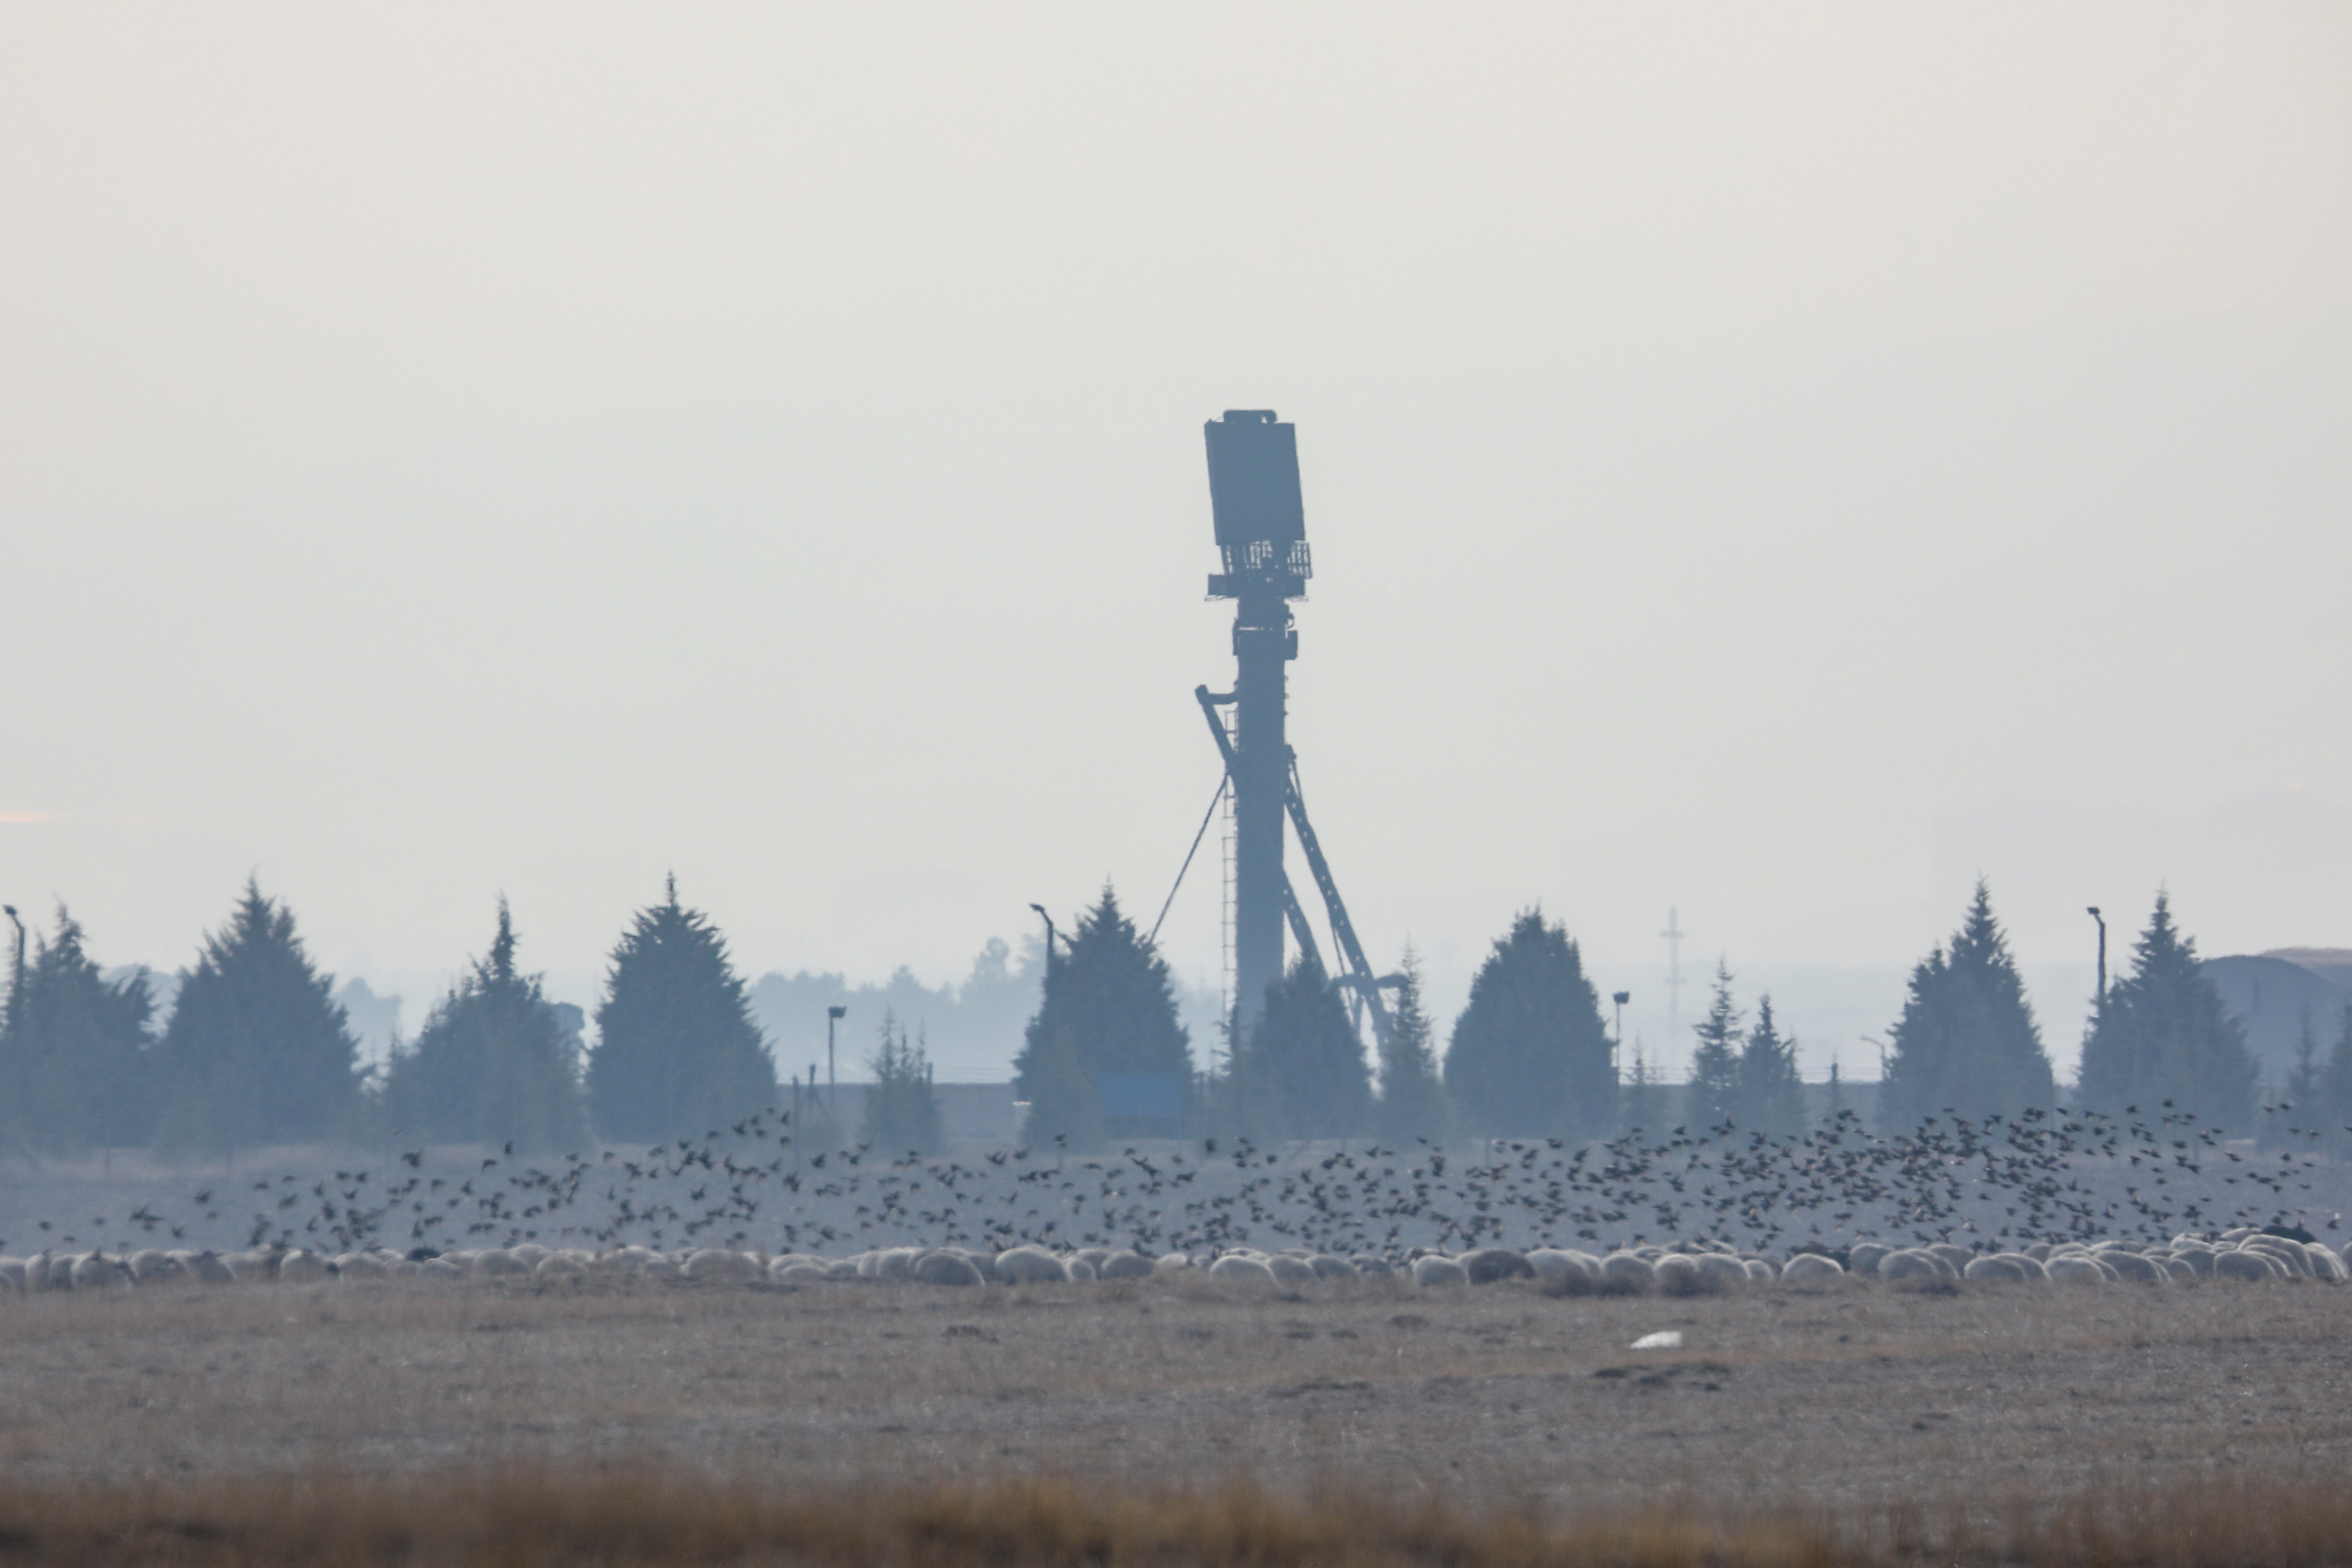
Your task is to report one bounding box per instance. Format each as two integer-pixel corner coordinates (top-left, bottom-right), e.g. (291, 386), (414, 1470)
(5, 1467), (2352, 1566)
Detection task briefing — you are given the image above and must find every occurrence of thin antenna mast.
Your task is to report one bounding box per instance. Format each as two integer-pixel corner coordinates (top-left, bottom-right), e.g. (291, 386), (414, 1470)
(1661, 907), (1685, 1043)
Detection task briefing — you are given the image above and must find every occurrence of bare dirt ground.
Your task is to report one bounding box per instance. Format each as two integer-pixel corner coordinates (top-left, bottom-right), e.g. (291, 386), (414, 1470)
(4, 1270), (2346, 1521)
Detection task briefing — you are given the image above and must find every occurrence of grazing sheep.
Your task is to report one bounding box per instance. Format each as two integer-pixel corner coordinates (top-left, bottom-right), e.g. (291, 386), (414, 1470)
(127, 1249), (183, 1284)
(1306, 1253), (1358, 1281)
(1695, 1254), (1751, 1290)
(472, 1249), (530, 1278)
(1350, 1255), (1395, 1278)
(1743, 1258), (1777, 1281)
(2101, 1250), (2170, 1283)
(1599, 1253), (1656, 1291)
(2213, 1248), (2280, 1281)
(993, 1245), (1071, 1284)
(1153, 1252), (1193, 1276)
(776, 1262), (831, 1284)
(1458, 1248), (1534, 1285)
(1526, 1248), (1598, 1281)
(535, 1252), (588, 1279)
(1264, 1254), (1316, 1288)
(1098, 1251), (1155, 1281)
(509, 1243), (550, 1269)
(913, 1249), (984, 1286)
(681, 1249), (762, 1284)
(276, 1250), (330, 1284)
(2303, 1244), (2347, 1281)
(1409, 1254), (1467, 1288)
(67, 1253), (124, 1289)
(1780, 1253), (1843, 1283)
(1877, 1250), (1944, 1282)
(0, 1257), (24, 1292)
(181, 1251), (236, 1284)
(1847, 1242), (1895, 1276)
(1653, 1254), (1705, 1295)
(1963, 1255), (2030, 1283)
(1073, 1248), (1112, 1272)
(1064, 1257), (1098, 1281)
(1927, 1244), (1973, 1272)
(1208, 1254), (1279, 1288)
(2044, 1255), (2107, 1284)
(2166, 1246), (2216, 1276)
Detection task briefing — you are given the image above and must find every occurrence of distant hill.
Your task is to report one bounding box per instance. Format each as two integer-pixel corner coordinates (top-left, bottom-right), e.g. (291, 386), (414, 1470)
(2203, 952), (2347, 1087)
(2262, 948), (2352, 994)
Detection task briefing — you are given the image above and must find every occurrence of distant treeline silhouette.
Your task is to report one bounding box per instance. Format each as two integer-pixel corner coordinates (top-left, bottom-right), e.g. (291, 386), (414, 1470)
(0, 875), (2311, 1163)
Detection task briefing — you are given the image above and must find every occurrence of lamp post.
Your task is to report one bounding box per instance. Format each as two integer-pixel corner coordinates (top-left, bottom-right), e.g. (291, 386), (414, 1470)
(1611, 991), (1630, 1078)
(2086, 906), (2107, 1019)
(826, 1005), (848, 1126)
(1029, 904), (1057, 982)
(3, 905), (22, 1047)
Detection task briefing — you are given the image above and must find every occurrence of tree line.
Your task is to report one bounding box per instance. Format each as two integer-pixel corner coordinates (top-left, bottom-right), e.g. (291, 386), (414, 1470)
(0, 876), (938, 1161)
(1012, 882), (2279, 1151)
(1, 872), (2282, 1163)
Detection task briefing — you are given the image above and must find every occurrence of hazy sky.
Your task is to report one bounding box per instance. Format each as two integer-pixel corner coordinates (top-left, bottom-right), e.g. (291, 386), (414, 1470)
(5, 5), (2348, 1079)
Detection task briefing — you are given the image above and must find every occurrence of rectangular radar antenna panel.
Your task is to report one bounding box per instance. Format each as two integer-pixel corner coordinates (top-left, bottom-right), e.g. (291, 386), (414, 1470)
(1203, 410), (1311, 598)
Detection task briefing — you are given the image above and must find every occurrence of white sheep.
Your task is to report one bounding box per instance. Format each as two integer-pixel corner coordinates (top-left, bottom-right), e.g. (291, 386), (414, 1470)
(1456, 1247), (1532, 1285)
(1409, 1254), (1467, 1288)
(1694, 1253), (1751, 1290)
(1599, 1252), (1655, 1290)
(1847, 1242), (1895, 1276)
(2044, 1254), (2107, 1284)
(912, 1249), (985, 1286)
(1780, 1253), (1843, 1283)
(1263, 1254), (1316, 1288)
(992, 1245), (1071, 1284)
(1098, 1251), (1155, 1280)
(276, 1249), (330, 1283)
(681, 1248), (762, 1283)
(1208, 1254), (1279, 1288)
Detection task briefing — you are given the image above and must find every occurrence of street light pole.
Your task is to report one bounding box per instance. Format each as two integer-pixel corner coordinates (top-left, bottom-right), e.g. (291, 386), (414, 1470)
(826, 1005), (848, 1128)
(3, 905), (23, 1041)
(1611, 991), (1630, 1079)
(1029, 904), (1057, 984)
(2086, 906), (2107, 1019)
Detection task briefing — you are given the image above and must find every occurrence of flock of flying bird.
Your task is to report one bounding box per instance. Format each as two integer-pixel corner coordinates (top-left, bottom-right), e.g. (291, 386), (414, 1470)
(14, 1100), (2351, 1266)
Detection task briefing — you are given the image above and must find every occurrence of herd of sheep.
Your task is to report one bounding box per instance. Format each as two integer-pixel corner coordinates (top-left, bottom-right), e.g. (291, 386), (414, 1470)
(1, 1226), (2343, 1293)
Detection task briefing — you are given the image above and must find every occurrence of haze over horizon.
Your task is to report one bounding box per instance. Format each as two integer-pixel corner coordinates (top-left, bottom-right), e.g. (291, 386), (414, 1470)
(6, 6), (2347, 1084)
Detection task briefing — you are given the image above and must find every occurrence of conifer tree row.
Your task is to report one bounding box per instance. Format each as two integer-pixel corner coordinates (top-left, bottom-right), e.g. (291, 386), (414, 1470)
(383, 900), (588, 1155)
(1878, 881), (2056, 1132)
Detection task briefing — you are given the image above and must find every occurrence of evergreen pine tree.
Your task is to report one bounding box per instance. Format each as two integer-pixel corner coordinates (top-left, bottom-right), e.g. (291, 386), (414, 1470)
(0, 906), (157, 1155)
(2323, 1001), (2352, 1160)
(1011, 887), (1189, 1150)
(1685, 962), (1745, 1132)
(1878, 882), (2057, 1132)
(1235, 953), (1372, 1141)
(1618, 1039), (1671, 1144)
(2266, 1007), (2325, 1150)
(1737, 995), (1806, 1137)
(861, 1011), (944, 1156)
(152, 880), (363, 1157)
(585, 878), (776, 1143)
(1442, 908), (1614, 1139)
(1374, 946), (1449, 1144)
(2075, 892), (2259, 1131)
(381, 900), (587, 1154)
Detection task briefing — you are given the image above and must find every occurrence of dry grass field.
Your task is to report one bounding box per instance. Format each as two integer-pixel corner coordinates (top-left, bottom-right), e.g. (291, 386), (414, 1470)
(3, 1271), (2351, 1562)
